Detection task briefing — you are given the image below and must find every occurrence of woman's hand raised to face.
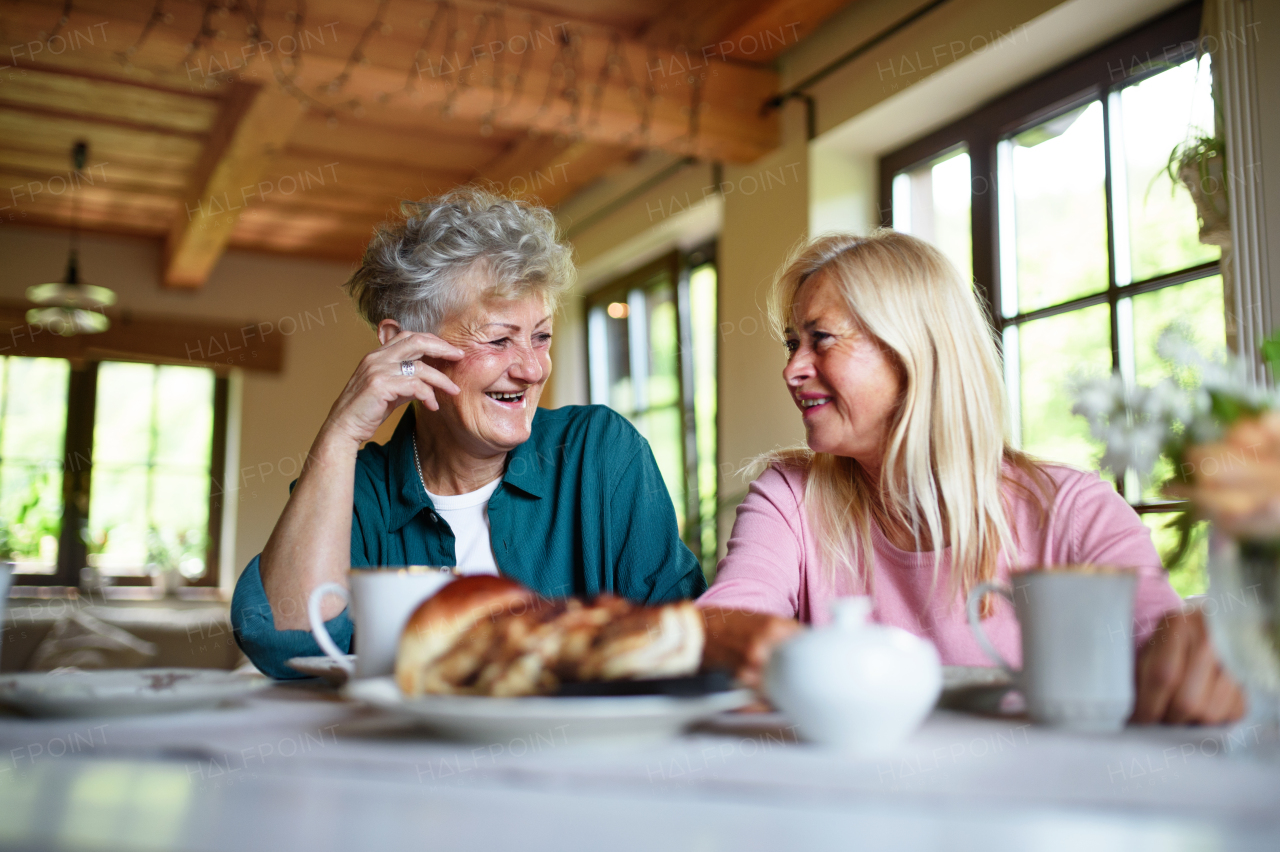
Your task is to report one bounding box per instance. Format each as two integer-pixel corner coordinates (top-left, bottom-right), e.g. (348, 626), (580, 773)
(321, 329), (464, 449)
(1132, 608), (1246, 725)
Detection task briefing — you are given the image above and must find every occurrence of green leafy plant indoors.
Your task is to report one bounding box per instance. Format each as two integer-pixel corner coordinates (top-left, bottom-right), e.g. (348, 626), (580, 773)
(0, 469), (61, 562)
(1165, 133), (1227, 200)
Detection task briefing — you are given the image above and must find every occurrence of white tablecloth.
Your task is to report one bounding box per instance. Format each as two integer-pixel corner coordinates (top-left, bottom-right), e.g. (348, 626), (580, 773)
(1, 682), (1278, 851)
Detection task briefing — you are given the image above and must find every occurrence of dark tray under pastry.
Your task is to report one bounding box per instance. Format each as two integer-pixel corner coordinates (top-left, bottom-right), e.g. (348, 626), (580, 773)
(553, 669), (737, 697)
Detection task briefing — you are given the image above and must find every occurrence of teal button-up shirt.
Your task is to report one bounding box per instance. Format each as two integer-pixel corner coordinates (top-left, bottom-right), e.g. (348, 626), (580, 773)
(231, 404), (707, 678)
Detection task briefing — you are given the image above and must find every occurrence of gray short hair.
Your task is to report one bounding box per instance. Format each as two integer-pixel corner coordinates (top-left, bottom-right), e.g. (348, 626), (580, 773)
(345, 187), (575, 333)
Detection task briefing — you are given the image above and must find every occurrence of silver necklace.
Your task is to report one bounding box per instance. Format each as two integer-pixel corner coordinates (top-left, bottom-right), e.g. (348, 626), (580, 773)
(412, 433), (428, 493)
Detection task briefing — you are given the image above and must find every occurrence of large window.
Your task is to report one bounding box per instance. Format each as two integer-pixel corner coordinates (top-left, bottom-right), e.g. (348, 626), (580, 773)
(2, 356), (225, 595)
(585, 248), (719, 576)
(88, 363), (217, 582)
(882, 3), (1219, 595)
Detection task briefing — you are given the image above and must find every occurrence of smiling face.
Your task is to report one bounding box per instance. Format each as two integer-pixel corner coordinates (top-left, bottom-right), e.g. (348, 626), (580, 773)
(783, 270), (903, 472)
(426, 288), (553, 459)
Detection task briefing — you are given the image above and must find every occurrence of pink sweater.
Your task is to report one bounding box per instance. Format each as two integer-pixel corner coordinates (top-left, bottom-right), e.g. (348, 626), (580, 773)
(698, 463), (1183, 666)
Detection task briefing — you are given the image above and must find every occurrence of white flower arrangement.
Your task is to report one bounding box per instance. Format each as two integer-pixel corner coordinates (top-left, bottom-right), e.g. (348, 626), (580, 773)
(1069, 325), (1280, 565)
(1068, 325), (1278, 486)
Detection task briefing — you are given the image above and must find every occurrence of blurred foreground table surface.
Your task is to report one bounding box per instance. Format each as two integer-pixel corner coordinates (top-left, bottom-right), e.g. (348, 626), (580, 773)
(1, 681), (1278, 852)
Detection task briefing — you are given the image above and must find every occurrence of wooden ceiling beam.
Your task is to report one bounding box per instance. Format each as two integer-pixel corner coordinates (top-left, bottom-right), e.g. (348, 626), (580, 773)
(1, 0), (780, 163)
(0, 155), (185, 194)
(0, 66), (219, 134)
(479, 137), (635, 208)
(479, 136), (576, 194)
(0, 178), (179, 234)
(716, 0), (852, 61)
(0, 107), (202, 165)
(163, 81), (303, 288)
(0, 144), (188, 187)
(9, 211), (171, 244)
(268, 150), (474, 192)
(638, 0), (777, 53)
(288, 114), (508, 173)
(639, 0), (850, 61)
(0, 99), (209, 139)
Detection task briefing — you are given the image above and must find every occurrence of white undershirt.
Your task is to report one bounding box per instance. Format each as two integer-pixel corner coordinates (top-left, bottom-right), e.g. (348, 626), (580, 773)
(425, 478), (502, 576)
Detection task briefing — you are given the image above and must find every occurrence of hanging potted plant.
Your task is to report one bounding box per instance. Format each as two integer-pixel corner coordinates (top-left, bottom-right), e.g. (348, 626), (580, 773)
(1166, 133), (1230, 248)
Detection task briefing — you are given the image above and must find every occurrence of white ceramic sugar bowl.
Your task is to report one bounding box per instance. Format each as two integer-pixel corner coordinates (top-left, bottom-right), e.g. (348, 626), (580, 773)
(765, 597), (942, 754)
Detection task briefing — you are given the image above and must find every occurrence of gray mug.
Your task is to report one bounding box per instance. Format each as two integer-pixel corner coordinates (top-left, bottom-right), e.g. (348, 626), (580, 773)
(966, 569), (1137, 732)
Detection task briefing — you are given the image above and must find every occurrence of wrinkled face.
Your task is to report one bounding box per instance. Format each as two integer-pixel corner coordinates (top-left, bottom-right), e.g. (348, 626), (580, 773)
(428, 289), (553, 458)
(782, 271), (902, 471)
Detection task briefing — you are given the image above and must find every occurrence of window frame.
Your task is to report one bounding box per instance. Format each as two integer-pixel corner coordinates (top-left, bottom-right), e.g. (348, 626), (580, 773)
(8, 359), (229, 596)
(878, 0), (1210, 517)
(583, 244), (720, 566)
(0, 297), (287, 598)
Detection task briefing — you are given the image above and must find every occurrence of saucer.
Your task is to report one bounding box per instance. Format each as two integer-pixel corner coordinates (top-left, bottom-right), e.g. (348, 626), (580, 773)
(286, 655), (356, 686)
(0, 668), (269, 718)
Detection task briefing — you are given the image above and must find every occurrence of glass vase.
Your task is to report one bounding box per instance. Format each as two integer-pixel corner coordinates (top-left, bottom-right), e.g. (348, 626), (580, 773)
(1205, 530), (1280, 758)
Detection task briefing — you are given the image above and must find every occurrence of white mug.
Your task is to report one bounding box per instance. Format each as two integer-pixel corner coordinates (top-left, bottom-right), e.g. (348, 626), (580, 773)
(966, 569), (1137, 732)
(308, 567), (454, 680)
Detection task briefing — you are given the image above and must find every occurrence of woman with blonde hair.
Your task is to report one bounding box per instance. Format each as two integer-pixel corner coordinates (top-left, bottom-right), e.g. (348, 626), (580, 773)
(700, 230), (1243, 725)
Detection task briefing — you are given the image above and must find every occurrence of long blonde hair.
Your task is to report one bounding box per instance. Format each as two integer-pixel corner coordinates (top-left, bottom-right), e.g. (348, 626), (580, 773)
(764, 230), (1053, 604)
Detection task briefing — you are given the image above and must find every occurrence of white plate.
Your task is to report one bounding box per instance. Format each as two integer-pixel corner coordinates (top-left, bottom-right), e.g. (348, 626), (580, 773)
(286, 655), (355, 686)
(0, 668), (270, 718)
(344, 677), (756, 743)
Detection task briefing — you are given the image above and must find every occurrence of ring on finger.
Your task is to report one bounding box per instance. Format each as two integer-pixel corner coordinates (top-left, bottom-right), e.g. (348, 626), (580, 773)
(400, 360), (415, 377)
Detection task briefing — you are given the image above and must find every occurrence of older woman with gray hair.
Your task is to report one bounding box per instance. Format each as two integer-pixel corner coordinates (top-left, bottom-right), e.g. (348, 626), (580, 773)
(232, 188), (706, 678)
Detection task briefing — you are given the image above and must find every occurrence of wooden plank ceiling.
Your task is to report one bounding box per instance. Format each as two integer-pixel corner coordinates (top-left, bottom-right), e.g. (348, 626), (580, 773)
(0, 0), (852, 286)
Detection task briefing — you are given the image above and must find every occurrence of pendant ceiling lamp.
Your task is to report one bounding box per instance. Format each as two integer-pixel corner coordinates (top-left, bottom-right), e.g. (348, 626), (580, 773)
(26, 140), (116, 336)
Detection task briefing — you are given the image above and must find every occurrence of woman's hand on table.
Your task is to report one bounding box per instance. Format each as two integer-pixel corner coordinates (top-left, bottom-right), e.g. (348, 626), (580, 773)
(1132, 608), (1245, 725)
(700, 607), (801, 691)
(321, 329), (464, 450)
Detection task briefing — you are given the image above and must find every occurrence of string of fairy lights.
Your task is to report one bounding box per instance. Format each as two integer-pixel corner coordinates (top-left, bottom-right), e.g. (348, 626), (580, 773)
(38, 0), (703, 151)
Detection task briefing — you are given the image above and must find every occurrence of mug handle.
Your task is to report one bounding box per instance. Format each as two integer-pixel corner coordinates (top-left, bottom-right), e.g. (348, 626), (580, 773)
(307, 582), (355, 675)
(965, 581), (1017, 678)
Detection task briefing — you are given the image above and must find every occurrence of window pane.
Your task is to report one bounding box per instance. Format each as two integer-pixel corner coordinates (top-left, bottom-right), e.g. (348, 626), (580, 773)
(645, 283), (680, 410)
(151, 471), (209, 579)
(892, 148), (973, 282)
(0, 357), (69, 572)
(89, 362), (213, 577)
(155, 366), (214, 467)
(1016, 304), (1111, 469)
(690, 263), (718, 567)
(633, 406), (685, 532)
(93, 361), (154, 464)
(1004, 102), (1109, 314)
(605, 307), (633, 414)
(1142, 513), (1207, 597)
(87, 466), (149, 574)
(1118, 58), (1219, 282)
(1132, 276), (1225, 385)
(1131, 275), (1225, 501)
(2, 358), (69, 461)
